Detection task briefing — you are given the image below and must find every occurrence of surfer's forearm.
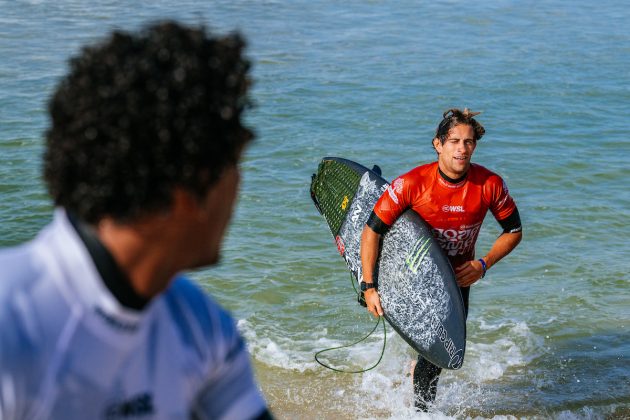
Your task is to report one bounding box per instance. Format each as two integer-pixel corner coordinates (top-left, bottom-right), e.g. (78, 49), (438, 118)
(361, 225), (384, 317)
(360, 225), (381, 283)
(482, 231), (523, 270)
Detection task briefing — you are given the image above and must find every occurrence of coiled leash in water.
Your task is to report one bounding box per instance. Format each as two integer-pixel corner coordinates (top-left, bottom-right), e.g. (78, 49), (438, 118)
(314, 273), (387, 373)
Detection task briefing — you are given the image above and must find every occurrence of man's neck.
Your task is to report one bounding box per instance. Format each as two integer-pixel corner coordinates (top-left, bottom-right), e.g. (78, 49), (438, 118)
(95, 217), (180, 301)
(68, 213), (151, 309)
(438, 166), (468, 184)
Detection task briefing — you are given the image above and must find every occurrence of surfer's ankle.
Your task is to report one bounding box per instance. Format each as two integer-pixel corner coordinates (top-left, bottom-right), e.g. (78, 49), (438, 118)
(414, 399), (429, 412)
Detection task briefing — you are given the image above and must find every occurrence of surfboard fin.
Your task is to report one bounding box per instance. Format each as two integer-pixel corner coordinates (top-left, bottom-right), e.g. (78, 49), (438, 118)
(371, 165), (382, 176)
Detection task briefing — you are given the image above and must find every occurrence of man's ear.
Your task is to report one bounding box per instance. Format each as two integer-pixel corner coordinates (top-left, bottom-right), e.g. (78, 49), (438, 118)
(433, 137), (442, 153)
(170, 187), (202, 218)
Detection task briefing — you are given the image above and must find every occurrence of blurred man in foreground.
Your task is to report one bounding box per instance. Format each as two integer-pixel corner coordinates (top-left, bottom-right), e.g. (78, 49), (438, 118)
(0, 21), (272, 419)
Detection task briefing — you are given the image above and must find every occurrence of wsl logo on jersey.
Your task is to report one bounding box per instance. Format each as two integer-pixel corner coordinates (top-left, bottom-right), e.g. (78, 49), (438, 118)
(441, 205), (465, 213)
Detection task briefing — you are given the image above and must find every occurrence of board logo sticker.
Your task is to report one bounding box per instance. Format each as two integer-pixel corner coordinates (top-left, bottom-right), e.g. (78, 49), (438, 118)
(341, 195), (349, 210)
(430, 316), (464, 369)
(335, 235), (345, 256)
(351, 203), (363, 225)
(405, 237), (432, 274)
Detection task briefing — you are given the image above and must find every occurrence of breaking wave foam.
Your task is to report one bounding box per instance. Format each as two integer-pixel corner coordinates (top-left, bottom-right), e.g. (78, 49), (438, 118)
(237, 316), (559, 418)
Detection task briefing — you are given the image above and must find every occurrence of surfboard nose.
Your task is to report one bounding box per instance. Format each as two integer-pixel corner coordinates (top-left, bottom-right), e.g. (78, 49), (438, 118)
(310, 173), (323, 215)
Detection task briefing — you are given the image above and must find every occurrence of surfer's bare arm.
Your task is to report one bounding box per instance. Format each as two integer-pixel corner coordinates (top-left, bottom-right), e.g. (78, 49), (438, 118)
(360, 225), (384, 317)
(455, 230), (523, 287)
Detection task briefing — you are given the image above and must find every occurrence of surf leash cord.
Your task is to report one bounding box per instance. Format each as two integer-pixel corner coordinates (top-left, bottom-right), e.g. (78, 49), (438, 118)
(314, 273), (387, 374)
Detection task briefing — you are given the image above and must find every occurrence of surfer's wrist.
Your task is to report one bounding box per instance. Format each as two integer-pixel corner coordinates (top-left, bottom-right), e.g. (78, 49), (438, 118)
(478, 258), (487, 278)
(360, 281), (377, 292)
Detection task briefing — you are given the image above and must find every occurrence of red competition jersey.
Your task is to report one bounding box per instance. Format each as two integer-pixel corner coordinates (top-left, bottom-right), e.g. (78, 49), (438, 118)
(373, 162), (517, 268)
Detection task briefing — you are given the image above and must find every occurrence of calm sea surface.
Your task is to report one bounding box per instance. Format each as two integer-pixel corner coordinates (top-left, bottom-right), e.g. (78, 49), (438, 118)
(1, 1), (629, 418)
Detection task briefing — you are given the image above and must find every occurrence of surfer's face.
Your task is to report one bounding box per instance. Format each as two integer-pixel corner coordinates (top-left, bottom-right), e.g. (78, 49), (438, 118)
(433, 124), (476, 179)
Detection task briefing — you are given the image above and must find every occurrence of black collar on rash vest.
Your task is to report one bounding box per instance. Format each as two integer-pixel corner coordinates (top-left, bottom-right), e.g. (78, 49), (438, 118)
(438, 167), (468, 184)
(67, 212), (149, 310)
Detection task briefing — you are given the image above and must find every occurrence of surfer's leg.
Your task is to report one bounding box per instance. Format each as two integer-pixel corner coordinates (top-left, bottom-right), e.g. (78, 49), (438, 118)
(413, 356), (442, 411)
(460, 286), (470, 319)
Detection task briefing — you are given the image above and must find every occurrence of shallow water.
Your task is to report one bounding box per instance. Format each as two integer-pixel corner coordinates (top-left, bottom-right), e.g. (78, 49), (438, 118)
(1, 1), (629, 418)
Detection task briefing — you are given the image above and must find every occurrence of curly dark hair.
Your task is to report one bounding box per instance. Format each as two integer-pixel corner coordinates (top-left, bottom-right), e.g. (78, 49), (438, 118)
(44, 21), (253, 224)
(434, 108), (485, 145)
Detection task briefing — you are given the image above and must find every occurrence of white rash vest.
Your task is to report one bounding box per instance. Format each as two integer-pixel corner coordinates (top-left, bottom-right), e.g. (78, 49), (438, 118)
(0, 209), (267, 420)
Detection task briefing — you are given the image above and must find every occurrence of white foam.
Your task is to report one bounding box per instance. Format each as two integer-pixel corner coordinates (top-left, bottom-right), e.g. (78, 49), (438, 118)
(237, 319), (318, 372)
(453, 320), (544, 383)
(237, 318), (388, 373)
(239, 316), (549, 418)
(394, 319), (543, 416)
(556, 406), (599, 420)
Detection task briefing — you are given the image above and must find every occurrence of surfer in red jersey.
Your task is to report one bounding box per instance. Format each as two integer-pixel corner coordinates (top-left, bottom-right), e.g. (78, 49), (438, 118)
(360, 108), (523, 411)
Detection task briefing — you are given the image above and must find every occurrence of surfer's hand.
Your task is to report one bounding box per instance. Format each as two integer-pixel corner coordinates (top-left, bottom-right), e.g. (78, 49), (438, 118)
(455, 260), (485, 287)
(364, 289), (383, 317)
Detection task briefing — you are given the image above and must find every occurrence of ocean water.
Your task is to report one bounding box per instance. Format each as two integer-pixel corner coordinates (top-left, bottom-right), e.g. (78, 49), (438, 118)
(1, 0), (629, 418)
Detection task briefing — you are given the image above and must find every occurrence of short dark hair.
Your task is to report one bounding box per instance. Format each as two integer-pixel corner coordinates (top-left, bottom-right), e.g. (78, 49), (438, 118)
(44, 21), (253, 224)
(434, 108), (485, 145)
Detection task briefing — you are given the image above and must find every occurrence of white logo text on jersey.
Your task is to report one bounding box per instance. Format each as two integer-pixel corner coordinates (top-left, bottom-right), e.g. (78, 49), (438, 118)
(441, 205), (465, 213)
(386, 178), (404, 205)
